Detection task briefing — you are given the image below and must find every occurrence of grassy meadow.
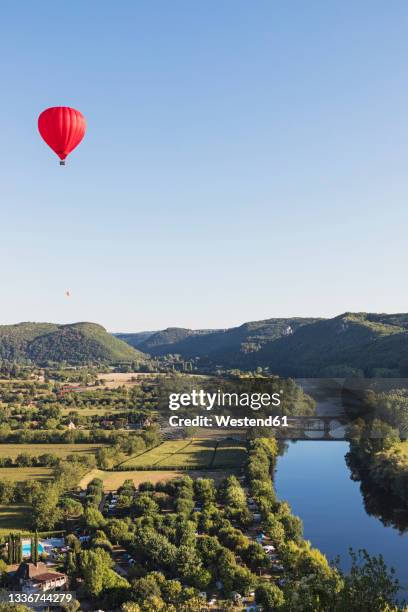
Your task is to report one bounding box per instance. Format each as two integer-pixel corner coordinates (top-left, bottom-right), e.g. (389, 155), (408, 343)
(211, 438), (248, 467)
(0, 443), (106, 459)
(0, 467), (53, 482)
(118, 438), (246, 470)
(0, 504), (32, 535)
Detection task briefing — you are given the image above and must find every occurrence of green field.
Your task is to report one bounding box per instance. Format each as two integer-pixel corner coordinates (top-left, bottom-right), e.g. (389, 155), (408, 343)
(118, 440), (197, 468)
(156, 439), (216, 468)
(211, 439), (248, 468)
(0, 504), (32, 535)
(60, 406), (113, 416)
(0, 443), (106, 459)
(0, 467), (53, 482)
(119, 438), (246, 469)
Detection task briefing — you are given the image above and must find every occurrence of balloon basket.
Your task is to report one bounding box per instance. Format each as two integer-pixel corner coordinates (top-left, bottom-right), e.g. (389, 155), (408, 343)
(59, 161), (66, 166)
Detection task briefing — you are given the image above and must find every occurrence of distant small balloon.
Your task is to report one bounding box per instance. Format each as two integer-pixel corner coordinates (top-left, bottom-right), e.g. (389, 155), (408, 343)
(65, 291), (71, 297)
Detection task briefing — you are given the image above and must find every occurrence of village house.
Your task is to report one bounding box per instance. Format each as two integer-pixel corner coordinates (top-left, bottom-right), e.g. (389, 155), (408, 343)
(10, 562), (68, 593)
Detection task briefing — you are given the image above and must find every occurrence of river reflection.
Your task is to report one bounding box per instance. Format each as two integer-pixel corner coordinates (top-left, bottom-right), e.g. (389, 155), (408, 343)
(345, 450), (408, 533)
(275, 441), (408, 592)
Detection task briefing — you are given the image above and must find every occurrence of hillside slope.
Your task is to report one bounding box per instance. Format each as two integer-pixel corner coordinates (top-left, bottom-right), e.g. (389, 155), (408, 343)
(116, 327), (225, 353)
(0, 322), (144, 364)
(252, 313), (408, 376)
(136, 318), (319, 362)
(5, 312), (408, 373)
(118, 313), (408, 376)
(138, 327), (195, 351)
(115, 331), (155, 348)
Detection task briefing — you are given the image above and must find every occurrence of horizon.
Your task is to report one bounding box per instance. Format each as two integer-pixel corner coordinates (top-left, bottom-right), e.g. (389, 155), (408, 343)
(1, 309), (407, 335)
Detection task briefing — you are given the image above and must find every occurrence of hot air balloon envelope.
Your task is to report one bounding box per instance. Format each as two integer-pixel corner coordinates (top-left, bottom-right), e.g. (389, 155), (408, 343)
(38, 107), (86, 163)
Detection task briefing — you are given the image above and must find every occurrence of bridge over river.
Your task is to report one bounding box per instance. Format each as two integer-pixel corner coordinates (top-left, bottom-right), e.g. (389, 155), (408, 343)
(283, 416), (349, 440)
(289, 378), (349, 440)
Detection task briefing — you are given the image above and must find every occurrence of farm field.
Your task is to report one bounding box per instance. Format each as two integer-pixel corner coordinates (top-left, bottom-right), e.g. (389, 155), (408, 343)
(118, 438), (247, 469)
(93, 371), (207, 389)
(79, 468), (240, 491)
(0, 443), (106, 459)
(0, 504), (32, 535)
(94, 372), (159, 389)
(0, 467), (53, 482)
(60, 406), (115, 416)
(117, 439), (191, 467)
(211, 438), (248, 468)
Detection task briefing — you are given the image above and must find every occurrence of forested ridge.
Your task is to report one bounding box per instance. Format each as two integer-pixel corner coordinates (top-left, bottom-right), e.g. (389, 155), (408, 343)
(4, 312), (408, 374)
(118, 312), (408, 377)
(0, 322), (144, 365)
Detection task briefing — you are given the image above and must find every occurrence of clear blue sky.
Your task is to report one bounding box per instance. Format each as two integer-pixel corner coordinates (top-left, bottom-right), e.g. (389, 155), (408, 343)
(1, 1), (407, 332)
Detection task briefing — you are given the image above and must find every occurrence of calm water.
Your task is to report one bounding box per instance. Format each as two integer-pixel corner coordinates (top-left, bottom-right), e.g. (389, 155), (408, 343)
(275, 441), (408, 592)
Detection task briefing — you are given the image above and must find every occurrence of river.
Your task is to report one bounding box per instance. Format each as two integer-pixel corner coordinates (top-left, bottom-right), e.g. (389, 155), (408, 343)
(275, 441), (408, 593)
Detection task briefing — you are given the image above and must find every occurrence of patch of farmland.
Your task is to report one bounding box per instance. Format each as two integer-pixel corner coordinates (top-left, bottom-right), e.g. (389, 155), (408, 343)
(60, 406), (114, 416)
(0, 504), (32, 535)
(0, 467), (53, 482)
(119, 438), (246, 470)
(156, 439), (217, 468)
(119, 440), (193, 468)
(0, 444), (106, 459)
(212, 439), (247, 468)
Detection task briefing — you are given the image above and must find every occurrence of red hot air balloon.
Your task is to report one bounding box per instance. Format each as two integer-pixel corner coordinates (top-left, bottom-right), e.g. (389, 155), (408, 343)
(38, 107), (86, 165)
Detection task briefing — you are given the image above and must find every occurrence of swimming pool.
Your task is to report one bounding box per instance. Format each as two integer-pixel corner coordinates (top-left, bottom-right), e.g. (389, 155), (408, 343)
(22, 540), (44, 557)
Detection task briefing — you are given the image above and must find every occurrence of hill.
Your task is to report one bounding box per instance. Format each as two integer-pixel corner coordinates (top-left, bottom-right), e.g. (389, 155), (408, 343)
(0, 322), (144, 364)
(115, 331), (156, 349)
(119, 313), (408, 376)
(116, 327), (225, 353)
(4, 312), (408, 374)
(251, 313), (408, 376)
(117, 328), (196, 351)
(139, 327), (223, 353)
(126, 318), (319, 361)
